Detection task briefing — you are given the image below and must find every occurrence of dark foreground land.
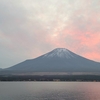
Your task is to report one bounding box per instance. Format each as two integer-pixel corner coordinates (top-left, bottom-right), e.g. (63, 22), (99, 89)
(0, 75), (100, 81)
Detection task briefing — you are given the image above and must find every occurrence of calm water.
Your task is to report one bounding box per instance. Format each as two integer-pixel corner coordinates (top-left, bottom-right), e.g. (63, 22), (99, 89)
(0, 82), (100, 100)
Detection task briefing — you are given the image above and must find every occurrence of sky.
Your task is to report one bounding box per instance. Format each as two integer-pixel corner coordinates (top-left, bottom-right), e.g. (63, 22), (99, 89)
(0, 0), (100, 68)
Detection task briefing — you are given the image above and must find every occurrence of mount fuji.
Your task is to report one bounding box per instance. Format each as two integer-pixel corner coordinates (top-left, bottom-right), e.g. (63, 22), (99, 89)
(0, 68), (2, 70)
(3, 48), (100, 74)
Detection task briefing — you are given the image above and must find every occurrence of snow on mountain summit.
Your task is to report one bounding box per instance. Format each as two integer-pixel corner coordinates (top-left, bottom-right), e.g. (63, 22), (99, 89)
(5, 48), (100, 73)
(43, 48), (74, 58)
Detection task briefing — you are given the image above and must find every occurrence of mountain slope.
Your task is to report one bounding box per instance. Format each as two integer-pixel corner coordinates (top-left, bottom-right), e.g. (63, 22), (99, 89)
(0, 68), (2, 70)
(5, 48), (100, 72)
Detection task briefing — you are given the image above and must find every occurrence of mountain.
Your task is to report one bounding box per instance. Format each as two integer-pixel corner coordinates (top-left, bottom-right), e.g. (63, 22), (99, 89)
(0, 68), (2, 70)
(4, 48), (100, 73)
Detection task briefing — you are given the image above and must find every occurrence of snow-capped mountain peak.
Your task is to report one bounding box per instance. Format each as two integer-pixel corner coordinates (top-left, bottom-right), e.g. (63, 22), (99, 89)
(5, 48), (100, 73)
(43, 48), (74, 58)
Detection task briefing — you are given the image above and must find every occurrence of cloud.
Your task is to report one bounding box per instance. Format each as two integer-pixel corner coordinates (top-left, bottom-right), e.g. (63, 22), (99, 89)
(0, 0), (100, 68)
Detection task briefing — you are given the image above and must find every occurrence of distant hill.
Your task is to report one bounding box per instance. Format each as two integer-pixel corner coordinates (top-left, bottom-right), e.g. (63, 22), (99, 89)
(1, 48), (99, 75)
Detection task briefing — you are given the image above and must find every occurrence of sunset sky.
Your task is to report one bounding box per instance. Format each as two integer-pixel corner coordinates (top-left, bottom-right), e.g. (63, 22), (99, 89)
(0, 0), (100, 68)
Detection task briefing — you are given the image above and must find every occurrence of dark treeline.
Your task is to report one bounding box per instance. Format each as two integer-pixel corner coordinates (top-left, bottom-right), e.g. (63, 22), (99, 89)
(0, 75), (100, 81)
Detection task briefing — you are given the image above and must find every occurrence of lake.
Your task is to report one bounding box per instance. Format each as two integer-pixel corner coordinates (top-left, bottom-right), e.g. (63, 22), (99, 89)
(0, 82), (100, 100)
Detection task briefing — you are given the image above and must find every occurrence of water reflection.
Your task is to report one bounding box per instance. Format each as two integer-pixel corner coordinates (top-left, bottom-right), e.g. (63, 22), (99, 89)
(0, 82), (100, 100)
